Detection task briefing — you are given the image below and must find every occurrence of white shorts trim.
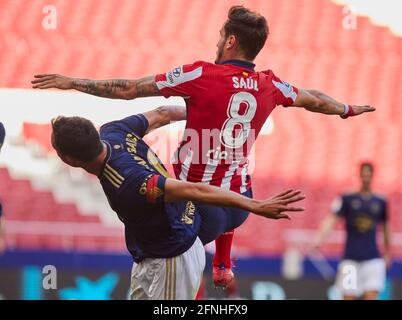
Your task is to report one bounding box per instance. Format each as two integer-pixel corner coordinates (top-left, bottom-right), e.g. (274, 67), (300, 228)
(129, 237), (205, 300)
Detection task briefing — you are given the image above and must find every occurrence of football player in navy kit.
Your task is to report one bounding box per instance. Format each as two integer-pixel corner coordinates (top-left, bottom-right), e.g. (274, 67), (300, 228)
(314, 162), (391, 300)
(50, 105), (304, 300)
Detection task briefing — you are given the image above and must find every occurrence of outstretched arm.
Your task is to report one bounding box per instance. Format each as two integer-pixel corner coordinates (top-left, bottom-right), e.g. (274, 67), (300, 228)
(142, 105), (186, 134)
(290, 89), (375, 118)
(164, 179), (305, 220)
(312, 213), (339, 249)
(31, 74), (160, 100)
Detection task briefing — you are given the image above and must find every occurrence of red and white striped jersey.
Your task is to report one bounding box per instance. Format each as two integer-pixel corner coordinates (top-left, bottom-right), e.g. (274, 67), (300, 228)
(155, 60), (298, 193)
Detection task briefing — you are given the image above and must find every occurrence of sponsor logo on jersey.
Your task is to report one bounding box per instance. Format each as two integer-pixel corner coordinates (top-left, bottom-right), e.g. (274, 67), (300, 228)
(206, 147), (229, 160)
(167, 72), (174, 85)
(167, 66), (183, 84)
(126, 133), (139, 154)
(354, 214), (374, 233)
(125, 133), (158, 172)
(272, 79), (297, 102)
(182, 201), (196, 225)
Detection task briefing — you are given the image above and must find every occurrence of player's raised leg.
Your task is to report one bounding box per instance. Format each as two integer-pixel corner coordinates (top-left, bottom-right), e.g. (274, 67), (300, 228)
(213, 230), (235, 288)
(212, 204), (251, 288)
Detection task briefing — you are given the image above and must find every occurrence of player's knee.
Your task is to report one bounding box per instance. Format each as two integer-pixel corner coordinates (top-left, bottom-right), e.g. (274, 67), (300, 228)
(229, 210), (250, 230)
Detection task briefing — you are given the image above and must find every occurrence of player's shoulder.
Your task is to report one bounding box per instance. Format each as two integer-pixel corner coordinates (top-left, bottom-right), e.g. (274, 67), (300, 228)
(340, 191), (359, 201)
(192, 60), (211, 66)
(372, 192), (388, 203)
(99, 123), (125, 148)
(100, 119), (124, 135)
(101, 146), (148, 193)
(183, 60), (212, 70)
(99, 146), (127, 191)
(101, 114), (146, 137)
(259, 69), (274, 76)
(258, 69), (284, 81)
(257, 69), (283, 85)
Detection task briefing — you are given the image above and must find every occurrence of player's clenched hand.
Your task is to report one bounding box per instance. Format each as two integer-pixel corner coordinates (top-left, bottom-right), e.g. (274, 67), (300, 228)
(31, 74), (74, 90)
(253, 189), (305, 220)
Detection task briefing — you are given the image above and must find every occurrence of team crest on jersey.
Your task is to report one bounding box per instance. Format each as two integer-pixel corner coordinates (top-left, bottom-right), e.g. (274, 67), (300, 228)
(370, 202), (381, 215)
(354, 214), (374, 233)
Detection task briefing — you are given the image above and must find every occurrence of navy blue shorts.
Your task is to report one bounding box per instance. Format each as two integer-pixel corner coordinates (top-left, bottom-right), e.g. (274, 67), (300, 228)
(196, 188), (252, 245)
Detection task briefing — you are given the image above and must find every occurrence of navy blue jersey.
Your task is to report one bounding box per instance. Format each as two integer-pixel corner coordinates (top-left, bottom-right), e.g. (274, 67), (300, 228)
(0, 201), (3, 218)
(99, 114), (200, 263)
(333, 192), (387, 261)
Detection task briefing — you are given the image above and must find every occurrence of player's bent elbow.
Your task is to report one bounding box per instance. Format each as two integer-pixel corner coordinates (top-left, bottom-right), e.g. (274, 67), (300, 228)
(154, 106), (171, 120)
(148, 106), (173, 127)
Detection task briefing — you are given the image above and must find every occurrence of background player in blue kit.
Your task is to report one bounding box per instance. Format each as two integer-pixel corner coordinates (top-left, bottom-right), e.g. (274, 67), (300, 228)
(50, 105), (304, 300)
(314, 162), (391, 300)
(0, 122), (6, 254)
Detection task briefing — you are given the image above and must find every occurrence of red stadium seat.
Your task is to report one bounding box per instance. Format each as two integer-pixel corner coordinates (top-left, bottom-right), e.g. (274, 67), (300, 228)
(0, 167), (112, 251)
